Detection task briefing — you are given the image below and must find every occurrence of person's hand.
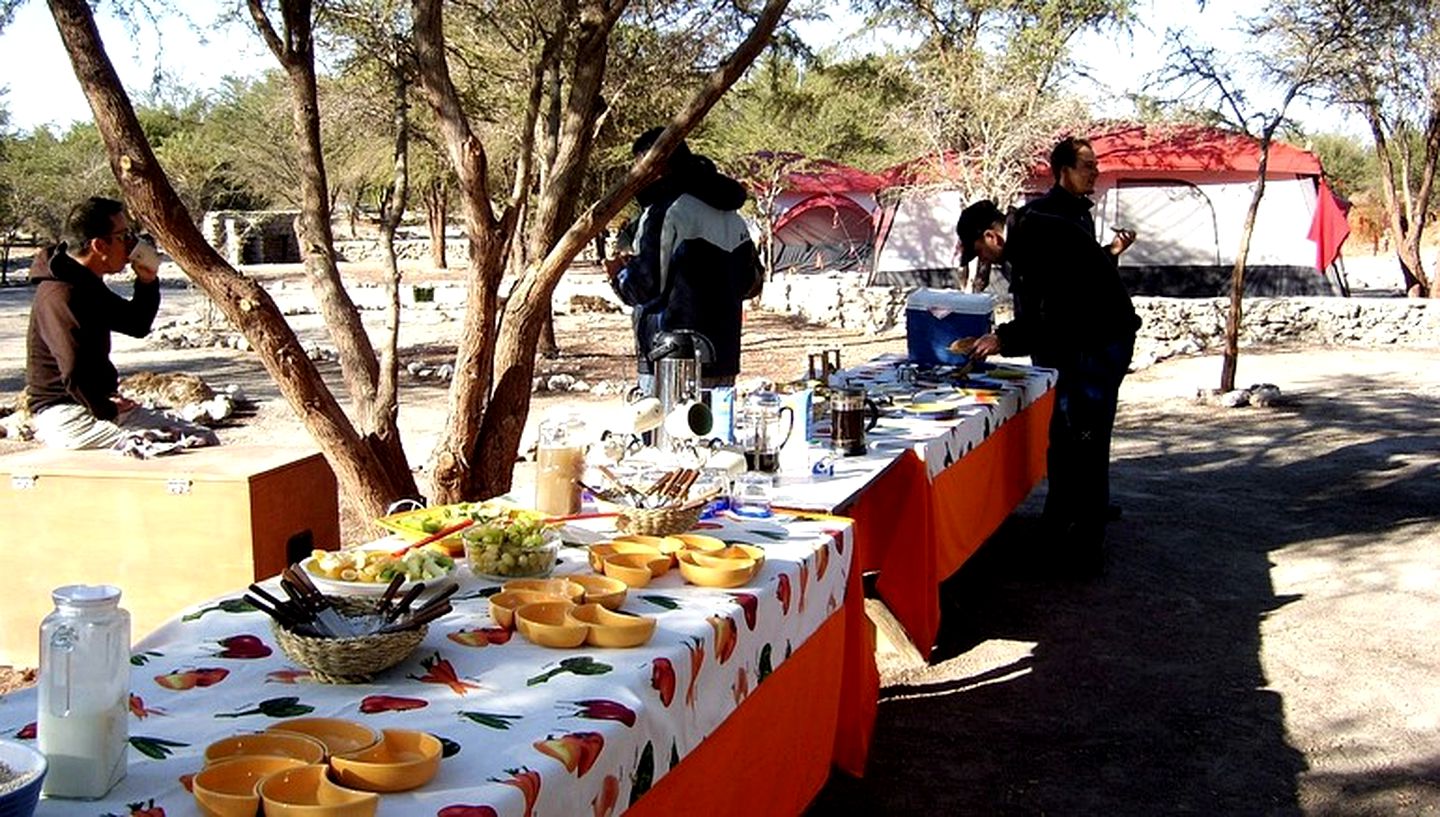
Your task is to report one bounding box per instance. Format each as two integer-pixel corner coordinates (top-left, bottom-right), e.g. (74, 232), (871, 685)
(1109, 228), (1136, 256)
(603, 253), (630, 279)
(112, 396), (138, 414)
(970, 333), (1002, 360)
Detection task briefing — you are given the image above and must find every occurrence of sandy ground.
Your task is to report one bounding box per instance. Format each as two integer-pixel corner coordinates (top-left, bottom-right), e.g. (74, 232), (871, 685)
(2, 257), (1438, 814)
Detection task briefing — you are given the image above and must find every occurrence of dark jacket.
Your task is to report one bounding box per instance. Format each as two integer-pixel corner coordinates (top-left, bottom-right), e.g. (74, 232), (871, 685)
(1025, 184), (1100, 241)
(26, 246), (160, 420)
(993, 205), (1140, 361)
(612, 160), (761, 378)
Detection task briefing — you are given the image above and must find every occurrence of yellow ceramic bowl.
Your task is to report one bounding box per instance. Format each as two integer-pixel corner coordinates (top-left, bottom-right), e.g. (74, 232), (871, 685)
(502, 577), (585, 603)
(587, 540), (663, 572)
(714, 544), (766, 570)
(514, 601), (587, 648)
(567, 574), (628, 610)
(674, 533), (726, 553)
(266, 719), (380, 758)
(329, 729), (442, 793)
(677, 550), (757, 588)
(614, 534), (684, 559)
(193, 756), (307, 817)
(489, 590), (568, 629)
(602, 553), (670, 587)
(205, 732), (329, 767)
(570, 603), (657, 648)
(259, 763), (379, 817)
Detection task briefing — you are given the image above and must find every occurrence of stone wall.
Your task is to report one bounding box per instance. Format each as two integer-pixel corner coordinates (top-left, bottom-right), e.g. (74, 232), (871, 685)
(758, 271), (1440, 368)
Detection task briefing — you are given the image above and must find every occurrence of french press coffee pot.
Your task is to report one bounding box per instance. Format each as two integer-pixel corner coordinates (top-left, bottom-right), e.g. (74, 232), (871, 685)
(829, 385), (880, 456)
(736, 390), (794, 473)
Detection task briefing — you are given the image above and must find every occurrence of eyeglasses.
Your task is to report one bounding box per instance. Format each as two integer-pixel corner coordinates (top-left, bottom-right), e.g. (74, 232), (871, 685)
(106, 228), (139, 249)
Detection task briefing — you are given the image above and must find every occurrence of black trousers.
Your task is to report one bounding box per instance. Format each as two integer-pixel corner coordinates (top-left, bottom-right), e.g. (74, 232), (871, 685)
(1034, 336), (1135, 538)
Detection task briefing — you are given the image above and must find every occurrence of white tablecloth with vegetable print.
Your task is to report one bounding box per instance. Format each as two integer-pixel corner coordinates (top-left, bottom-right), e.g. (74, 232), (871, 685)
(0, 512), (852, 817)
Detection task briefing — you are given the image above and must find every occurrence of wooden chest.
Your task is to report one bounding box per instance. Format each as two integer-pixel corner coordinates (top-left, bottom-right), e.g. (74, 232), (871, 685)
(0, 446), (339, 668)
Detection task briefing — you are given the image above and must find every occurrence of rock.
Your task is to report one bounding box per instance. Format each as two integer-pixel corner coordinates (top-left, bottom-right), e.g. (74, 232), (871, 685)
(1250, 384), (1282, 407)
(436, 364), (454, 380)
(1219, 389), (1251, 408)
(571, 379), (591, 393)
(406, 361), (425, 376)
(532, 376), (547, 393)
(547, 374), (576, 392)
(569, 293), (622, 313)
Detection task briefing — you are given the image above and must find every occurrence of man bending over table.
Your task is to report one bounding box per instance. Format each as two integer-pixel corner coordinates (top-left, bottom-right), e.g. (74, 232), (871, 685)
(957, 190), (1140, 575)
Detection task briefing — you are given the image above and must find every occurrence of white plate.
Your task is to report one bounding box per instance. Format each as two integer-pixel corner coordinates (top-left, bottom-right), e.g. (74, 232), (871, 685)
(300, 546), (463, 597)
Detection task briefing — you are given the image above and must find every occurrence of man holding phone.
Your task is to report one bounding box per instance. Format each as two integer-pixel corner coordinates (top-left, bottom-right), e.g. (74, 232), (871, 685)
(26, 196), (217, 450)
(961, 135), (1141, 574)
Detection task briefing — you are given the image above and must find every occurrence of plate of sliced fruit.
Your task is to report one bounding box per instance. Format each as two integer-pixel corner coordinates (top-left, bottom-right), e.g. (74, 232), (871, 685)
(301, 544), (461, 597)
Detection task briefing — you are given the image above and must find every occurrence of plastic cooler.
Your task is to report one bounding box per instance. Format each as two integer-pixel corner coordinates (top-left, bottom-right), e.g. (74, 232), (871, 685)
(905, 289), (994, 365)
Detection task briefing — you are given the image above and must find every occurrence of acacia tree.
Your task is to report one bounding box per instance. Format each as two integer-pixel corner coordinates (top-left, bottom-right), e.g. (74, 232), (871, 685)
(413, 0), (791, 502)
(1152, 5), (1343, 391)
(1267, 0), (1440, 298)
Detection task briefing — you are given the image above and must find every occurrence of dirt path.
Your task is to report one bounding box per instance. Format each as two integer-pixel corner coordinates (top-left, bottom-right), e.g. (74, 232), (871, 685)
(808, 347), (1440, 816)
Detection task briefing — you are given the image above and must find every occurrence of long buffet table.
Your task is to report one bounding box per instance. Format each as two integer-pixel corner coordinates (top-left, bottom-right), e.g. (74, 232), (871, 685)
(775, 356), (1057, 659)
(0, 356), (1055, 815)
(1, 512), (860, 816)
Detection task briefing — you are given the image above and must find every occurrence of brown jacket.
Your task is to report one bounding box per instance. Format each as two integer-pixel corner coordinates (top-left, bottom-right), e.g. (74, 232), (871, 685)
(26, 246), (160, 421)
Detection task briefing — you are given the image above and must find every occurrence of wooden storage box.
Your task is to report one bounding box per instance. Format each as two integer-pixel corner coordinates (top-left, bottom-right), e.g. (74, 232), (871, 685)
(0, 446), (339, 668)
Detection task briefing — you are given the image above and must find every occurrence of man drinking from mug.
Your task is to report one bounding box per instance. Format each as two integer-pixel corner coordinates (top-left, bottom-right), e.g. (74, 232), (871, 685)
(26, 196), (218, 450)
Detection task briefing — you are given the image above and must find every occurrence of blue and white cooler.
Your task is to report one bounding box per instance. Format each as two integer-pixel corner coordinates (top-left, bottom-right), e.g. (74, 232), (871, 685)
(905, 289), (994, 366)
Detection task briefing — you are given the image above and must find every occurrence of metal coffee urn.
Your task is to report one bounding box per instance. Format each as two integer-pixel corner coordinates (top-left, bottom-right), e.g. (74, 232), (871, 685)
(646, 329), (716, 450)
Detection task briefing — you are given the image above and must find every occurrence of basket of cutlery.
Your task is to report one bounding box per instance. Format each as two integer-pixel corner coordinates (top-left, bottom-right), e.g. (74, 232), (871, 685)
(248, 568), (455, 684)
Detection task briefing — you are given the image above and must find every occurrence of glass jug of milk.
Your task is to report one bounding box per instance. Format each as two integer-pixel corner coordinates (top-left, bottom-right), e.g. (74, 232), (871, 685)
(38, 584), (130, 799)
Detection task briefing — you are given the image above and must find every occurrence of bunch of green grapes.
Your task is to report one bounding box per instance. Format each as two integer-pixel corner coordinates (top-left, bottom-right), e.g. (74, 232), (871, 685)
(462, 514), (557, 577)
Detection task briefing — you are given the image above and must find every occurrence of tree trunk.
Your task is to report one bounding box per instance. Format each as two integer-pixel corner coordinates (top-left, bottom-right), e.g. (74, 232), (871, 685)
(424, 179), (448, 270)
(1220, 135), (1276, 392)
(48, 0), (415, 520)
(1365, 103), (1431, 297)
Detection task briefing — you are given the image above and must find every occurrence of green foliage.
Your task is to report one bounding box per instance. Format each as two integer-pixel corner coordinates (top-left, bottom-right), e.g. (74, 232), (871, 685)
(1306, 131), (1374, 199)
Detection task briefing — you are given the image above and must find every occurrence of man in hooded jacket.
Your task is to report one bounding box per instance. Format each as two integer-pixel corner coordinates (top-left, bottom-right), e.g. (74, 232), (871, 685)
(606, 128), (761, 390)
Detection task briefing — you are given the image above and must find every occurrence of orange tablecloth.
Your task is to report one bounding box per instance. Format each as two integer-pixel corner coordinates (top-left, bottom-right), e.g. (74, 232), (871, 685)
(850, 390), (1054, 659)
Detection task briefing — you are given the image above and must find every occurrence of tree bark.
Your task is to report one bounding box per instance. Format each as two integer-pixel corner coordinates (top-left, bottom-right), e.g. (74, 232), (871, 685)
(1221, 131), (1277, 392)
(47, 0), (415, 519)
(424, 178), (448, 269)
(1365, 101), (1431, 297)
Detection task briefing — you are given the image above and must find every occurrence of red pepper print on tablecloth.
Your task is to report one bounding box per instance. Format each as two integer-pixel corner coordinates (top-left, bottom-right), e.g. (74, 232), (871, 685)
(447, 626), (513, 647)
(732, 666), (749, 704)
(360, 695), (428, 714)
(650, 657), (676, 707)
(592, 773), (620, 817)
(708, 616), (737, 664)
(153, 667), (229, 690)
(437, 806), (498, 817)
(212, 634), (272, 659)
(684, 637), (706, 706)
(776, 573), (793, 614)
(129, 694), (167, 719)
(14, 722), (35, 739)
(816, 543), (830, 581)
(533, 731), (604, 777)
(561, 699), (636, 727)
(729, 593), (759, 630)
(495, 767), (541, 817)
(410, 651), (482, 695)
(799, 563), (810, 613)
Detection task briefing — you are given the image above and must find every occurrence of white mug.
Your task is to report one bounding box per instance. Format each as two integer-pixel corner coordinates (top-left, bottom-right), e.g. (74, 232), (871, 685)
(704, 448), (747, 477)
(663, 401), (714, 440)
(128, 240), (161, 274)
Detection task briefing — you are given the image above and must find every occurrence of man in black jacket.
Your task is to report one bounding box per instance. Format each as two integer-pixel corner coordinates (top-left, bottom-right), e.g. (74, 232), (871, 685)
(961, 191), (1140, 573)
(606, 128), (761, 390)
(27, 196), (216, 450)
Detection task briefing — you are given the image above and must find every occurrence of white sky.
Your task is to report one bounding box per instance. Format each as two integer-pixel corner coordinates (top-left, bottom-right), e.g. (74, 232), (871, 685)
(1, 0), (1361, 138)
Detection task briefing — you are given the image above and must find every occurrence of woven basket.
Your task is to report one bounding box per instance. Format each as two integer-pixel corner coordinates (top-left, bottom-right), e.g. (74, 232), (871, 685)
(616, 503), (704, 537)
(271, 596), (427, 684)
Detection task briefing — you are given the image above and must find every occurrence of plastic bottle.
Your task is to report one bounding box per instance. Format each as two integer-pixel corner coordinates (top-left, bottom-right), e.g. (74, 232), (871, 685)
(37, 584), (130, 799)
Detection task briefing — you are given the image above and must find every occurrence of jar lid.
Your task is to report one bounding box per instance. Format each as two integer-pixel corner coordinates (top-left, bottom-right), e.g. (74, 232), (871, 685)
(52, 584), (122, 608)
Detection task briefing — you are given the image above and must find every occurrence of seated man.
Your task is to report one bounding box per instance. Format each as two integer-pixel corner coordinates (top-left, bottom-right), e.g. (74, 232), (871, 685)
(27, 196), (218, 451)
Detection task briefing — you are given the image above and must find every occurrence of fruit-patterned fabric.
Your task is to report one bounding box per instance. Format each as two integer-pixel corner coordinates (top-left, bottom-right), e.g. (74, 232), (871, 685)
(0, 513), (852, 817)
(772, 357), (1058, 510)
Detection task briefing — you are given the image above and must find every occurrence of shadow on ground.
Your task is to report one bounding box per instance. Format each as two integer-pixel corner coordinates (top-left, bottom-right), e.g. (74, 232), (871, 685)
(808, 372), (1439, 816)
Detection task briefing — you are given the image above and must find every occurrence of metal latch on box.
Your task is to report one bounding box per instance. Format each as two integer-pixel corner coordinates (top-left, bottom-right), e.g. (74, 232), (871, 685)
(10, 474), (37, 491)
(166, 478), (193, 495)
